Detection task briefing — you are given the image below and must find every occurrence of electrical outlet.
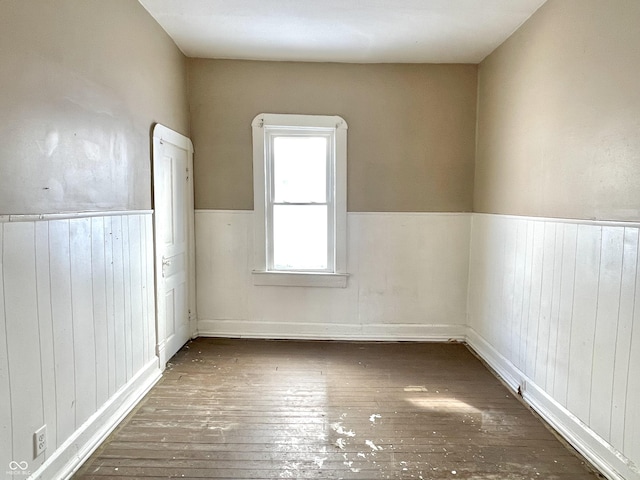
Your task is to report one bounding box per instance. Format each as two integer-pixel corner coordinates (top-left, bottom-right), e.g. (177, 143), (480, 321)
(34, 425), (46, 458)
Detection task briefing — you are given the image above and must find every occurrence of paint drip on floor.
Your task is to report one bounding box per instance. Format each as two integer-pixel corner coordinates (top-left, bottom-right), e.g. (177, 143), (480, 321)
(331, 421), (356, 437)
(365, 439), (382, 451)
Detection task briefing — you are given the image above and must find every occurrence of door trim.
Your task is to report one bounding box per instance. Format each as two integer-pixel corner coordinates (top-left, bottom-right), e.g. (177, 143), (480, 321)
(151, 124), (197, 369)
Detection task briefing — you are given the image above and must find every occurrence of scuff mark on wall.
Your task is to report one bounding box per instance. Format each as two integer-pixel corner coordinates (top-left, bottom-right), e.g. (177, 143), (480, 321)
(38, 130), (59, 157)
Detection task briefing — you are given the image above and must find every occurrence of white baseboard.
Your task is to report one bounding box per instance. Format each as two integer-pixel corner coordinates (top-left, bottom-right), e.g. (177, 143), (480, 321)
(197, 319), (467, 342)
(466, 328), (639, 480)
(29, 359), (162, 480)
(29, 323), (638, 480)
(465, 328), (523, 392)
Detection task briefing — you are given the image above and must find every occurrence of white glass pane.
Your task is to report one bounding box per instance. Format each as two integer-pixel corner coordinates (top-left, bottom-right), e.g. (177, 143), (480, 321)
(273, 205), (327, 270)
(273, 136), (327, 203)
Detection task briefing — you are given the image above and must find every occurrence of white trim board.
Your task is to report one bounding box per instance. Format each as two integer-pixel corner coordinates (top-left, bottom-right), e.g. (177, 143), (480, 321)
(466, 328), (639, 480)
(29, 359), (161, 480)
(0, 210), (153, 223)
(472, 211), (640, 229)
(195, 209), (471, 218)
(197, 320), (467, 342)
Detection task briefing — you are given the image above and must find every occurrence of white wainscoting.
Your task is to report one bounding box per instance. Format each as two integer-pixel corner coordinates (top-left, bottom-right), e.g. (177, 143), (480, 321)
(195, 210), (470, 341)
(467, 213), (640, 480)
(0, 211), (160, 480)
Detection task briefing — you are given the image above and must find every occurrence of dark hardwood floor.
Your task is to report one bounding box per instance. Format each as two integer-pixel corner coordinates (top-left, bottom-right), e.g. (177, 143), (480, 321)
(74, 338), (600, 479)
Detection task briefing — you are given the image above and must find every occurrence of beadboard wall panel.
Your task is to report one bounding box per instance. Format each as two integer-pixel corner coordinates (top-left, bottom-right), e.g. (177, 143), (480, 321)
(0, 212), (159, 479)
(468, 213), (640, 480)
(195, 210), (471, 340)
(0, 225), (10, 474)
(4, 222), (45, 470)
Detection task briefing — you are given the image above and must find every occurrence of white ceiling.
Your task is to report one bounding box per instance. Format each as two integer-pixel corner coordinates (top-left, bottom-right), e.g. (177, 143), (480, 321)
(139, 0), (547, 64)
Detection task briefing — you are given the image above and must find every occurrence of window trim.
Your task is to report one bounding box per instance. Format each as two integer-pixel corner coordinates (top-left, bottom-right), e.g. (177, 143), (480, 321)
(266, 129), (334, 272)
(251, 113), (348, 288)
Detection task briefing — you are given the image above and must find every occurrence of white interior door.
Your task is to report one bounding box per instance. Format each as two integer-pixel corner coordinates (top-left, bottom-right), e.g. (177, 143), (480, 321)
(152, 124), (196, 368)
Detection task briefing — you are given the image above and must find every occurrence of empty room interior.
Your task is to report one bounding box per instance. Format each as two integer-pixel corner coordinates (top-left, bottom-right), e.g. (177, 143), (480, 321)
(1, 0), (639, 479)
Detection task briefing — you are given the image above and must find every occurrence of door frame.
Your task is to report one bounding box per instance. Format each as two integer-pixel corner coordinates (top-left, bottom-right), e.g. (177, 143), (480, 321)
(151, 123), (197, 370)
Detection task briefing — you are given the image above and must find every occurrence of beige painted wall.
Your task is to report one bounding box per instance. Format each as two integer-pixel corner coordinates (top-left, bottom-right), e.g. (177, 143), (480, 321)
(475, 0), (640, 221)
(188, 60), (477, 212)
(0, 0), (189, 214)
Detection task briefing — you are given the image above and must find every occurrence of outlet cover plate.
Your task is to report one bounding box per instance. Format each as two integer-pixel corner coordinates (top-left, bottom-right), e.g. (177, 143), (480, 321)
(34, 425), (46, 458)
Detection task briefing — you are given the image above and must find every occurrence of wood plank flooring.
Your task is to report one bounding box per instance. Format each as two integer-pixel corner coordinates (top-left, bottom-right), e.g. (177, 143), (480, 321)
(73, 338), (601, 479)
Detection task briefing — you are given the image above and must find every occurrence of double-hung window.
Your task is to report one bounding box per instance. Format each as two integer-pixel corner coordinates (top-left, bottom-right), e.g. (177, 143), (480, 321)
(252, 113), (348, 287)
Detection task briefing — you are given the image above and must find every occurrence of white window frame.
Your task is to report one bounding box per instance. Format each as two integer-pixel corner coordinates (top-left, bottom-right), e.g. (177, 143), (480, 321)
(251, 113), (348, 288)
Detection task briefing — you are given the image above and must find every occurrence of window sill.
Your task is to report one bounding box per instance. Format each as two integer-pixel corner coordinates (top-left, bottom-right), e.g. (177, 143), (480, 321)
(251, 271), (349, 288)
